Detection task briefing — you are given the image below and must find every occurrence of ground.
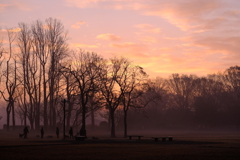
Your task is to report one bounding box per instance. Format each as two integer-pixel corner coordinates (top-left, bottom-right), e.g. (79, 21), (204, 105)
(0, 129), (240, 160)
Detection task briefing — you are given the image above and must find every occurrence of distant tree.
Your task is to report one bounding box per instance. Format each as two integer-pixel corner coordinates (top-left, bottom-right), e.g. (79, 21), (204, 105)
(167, 74), (197, 110)
(133, 78), (166, 129)
(222, 66), (240, 126)
(88, 91), (104, 131)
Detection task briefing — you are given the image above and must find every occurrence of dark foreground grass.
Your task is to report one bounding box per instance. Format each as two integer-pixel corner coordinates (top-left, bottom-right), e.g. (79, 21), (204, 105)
(0, 130), (240, 160)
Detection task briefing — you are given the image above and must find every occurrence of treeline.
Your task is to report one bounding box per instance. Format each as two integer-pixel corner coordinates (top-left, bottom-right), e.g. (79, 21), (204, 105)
(122, 70), (240, 130)
(0, 18), (160, 138)
(0, 18), (239, 138)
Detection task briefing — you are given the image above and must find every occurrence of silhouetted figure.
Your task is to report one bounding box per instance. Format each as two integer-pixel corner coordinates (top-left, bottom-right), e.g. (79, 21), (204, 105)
(69, 127), (73, 139)
(41, 127), (44, 138)
(80, 127), (87, 138)
(56, 127), (59, 138)
(23, 127), (29, 139)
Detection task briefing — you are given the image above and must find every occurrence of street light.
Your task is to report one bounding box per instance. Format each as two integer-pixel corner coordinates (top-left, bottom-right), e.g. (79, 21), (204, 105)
(62, 99), (68, 139)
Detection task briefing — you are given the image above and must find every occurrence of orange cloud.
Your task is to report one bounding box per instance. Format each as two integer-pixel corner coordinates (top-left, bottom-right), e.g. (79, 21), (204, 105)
(0, 4), (8, 12)
(140, 36), (158, 43)
(71, 21), (86, 29)
(71, 43), (99, 49)
(96, 33), (121, 41)
(134, 24), (161, 33)
(0, 1), (32, 12)
(1, 28), (21, 32)
(65, 0), (138, 8)
(110, 42), (148, 51)
(193, 36), (240, 55)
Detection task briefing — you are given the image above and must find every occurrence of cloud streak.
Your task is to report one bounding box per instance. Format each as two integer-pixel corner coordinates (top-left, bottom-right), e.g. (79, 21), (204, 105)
(1, 0), (239, 78)
(71, 43), (99, 49)
(96, 33), (121, 41)
(71, 21), (86, 29)
(134, 24), (161, 33)
(0, 1), (32, 12)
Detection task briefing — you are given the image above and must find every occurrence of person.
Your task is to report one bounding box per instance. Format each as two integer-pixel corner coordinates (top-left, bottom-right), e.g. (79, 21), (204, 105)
(23, 127), (29, 139)
(69, 127), (73, 139)
(41, 127), (44, 138)
(56, 127), (59, 138)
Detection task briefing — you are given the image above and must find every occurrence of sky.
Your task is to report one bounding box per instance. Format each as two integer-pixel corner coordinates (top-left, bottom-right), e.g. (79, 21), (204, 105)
(0, 0), (240, 78)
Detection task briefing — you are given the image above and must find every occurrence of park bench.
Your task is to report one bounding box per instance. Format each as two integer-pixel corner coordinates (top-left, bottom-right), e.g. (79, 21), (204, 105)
(127, 135), (143, 140)
(75, 136), (86, 141)
(152, 136), (173, 142)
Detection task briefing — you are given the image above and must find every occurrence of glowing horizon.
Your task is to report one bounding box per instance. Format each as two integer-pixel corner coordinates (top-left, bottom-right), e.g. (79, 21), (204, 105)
(1, 0), (239, 78)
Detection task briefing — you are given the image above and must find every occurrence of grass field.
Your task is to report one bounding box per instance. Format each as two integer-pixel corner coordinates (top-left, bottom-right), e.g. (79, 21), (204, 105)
(0, 129), (240, 160)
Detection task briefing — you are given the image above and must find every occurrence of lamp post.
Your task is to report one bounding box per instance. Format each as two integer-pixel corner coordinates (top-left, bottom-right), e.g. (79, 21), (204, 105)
(62, 99), (67, 139)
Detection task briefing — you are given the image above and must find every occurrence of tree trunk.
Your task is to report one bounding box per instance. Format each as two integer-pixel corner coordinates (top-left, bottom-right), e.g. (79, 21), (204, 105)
(35, 103), (40, 130)
(80, 99), (86, 136)
(6, 104), (11, 131)
(35, 64), (42, 131)
(66, 104), (72, 130)
(91, 107), (95, 131)
(110, 109), (116, 138)
(43, 67), (48, 128)
(123, 110), (128, 138)
(12, 101), (15, 130)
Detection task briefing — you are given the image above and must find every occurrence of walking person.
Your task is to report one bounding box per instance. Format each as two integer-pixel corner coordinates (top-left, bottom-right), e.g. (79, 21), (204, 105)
(56, 127), (59, 138)
(23, 127), (29, 139)
(69, 127), (73, 139)
(41, 127), (44, 138)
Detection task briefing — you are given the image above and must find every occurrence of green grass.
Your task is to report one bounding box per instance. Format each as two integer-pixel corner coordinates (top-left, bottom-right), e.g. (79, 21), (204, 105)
(0, 130), (240, 160)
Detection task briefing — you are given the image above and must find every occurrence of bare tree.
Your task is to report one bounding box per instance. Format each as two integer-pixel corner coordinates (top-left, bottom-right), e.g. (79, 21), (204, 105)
(61, 50), (104, 136)
(31, 20), (49, 128)
(0, 38), (5, 123)
(59, 66), (78, 130)
(113, 58), (156, 137)
(222, 66), (240, 126)
(99, 57), (128, 138)
(1, 28), (19, 130)
(167, 74), (197, 110)
(46, 17), (68, 128)
(17, 22), (33, 127)
(193, 75), (225, 128)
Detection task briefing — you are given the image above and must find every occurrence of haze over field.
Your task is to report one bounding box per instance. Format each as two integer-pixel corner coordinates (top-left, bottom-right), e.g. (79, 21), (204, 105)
(1, 0), (240, 78)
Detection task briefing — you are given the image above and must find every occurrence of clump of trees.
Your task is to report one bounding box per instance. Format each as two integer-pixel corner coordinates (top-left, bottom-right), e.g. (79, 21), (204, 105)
(0, 18), (239, 138)
(0, 18), (160, 138)
(124, 69), (240, 130)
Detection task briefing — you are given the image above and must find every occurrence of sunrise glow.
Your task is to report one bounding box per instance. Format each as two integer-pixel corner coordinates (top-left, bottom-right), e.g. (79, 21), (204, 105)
(1, 0), (239, 78)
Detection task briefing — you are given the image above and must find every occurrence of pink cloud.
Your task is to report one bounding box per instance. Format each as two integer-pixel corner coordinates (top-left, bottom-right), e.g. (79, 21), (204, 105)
(193, 36), (240, 55)
(0, 1), (32, 12)
(144, 1), (222, 31)
(0, 4), (8, 12)
(65, 0), (139, 8)
(96, 33), (121, 41)
(140, 36), (158, 43)
(110, 42), (148, 52)
(71, 21), (86, 29)
(134, 24), (161, 33)
(71, 43), (99, 49)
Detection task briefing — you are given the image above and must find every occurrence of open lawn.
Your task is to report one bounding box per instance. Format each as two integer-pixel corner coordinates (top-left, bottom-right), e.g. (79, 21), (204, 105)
(0, 129), (240, 160)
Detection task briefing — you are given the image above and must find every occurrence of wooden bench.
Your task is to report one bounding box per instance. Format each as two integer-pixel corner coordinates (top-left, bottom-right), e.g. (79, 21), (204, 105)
(152, 136), (173, 142)
(127, 135), (143, 140)
(75, 136), (86, 141)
